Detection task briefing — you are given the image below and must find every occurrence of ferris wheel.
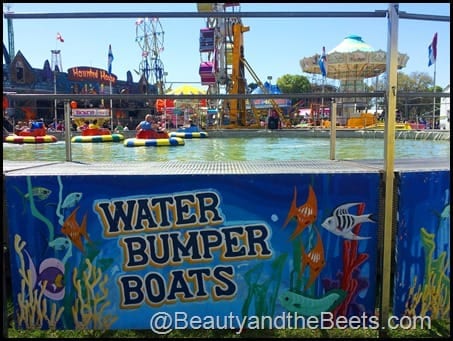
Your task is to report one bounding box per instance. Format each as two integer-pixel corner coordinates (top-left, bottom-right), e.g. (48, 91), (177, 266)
(135, 17), (165, 93)
(198, 3), (241, 98)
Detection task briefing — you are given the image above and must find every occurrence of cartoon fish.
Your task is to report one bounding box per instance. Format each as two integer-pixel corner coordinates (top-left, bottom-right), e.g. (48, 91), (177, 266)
(24, 186), (52, 200)
(48, 237), (72, 251)
(49, 237), (73, 264)
(14, 185), (52, 212)
(61, 206), (90, 252)
(25, 250), (66, 301)
(278, 289), (346, 317)
(61, 192), (83, 210)
(283, 185), (317, 240)
(434, 204), (450, 232)
(321, 202), (375, 240)
(300, 227), (325, 289)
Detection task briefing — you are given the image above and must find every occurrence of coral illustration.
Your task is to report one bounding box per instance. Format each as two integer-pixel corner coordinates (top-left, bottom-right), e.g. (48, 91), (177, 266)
(404, 227), (450, 319)
(71, 258), (118, 330)
(14, 234), (64, 330)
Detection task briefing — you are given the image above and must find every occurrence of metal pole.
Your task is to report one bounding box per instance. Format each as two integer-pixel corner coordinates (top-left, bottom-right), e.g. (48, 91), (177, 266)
(321, 78), (325, 128)
(164, 102), (168, 131)
(375, 73), (379, 113)
(53, 71), (57, 125)
(329, 98), (336, 160)
(2, 203), (8, 339)
(64, 101), (72, 161)
(432, 63), (436, 129)
(379, 3), (399, 337)
(163, 71), (168, 130)
(110, 80), (114, 131)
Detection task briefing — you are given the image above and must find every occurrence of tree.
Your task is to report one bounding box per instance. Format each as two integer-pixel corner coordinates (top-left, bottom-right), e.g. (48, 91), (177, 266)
(396, 71), (437, 121)
(276, 74), (311, 106)
(269, 71), (443, 123)
(277, 74), (311, 94)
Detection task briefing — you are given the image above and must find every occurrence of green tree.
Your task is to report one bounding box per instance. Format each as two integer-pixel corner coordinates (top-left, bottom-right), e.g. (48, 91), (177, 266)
(359, 71), (439, 121)
(276, 74), (311, 94)
(396, 71), (437, 121)
(269, 71), (443, 123)
(276, 74), (312, 107)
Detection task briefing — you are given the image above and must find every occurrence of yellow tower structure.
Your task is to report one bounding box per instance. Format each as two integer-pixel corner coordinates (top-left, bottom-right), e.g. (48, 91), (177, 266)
(227, 22), (249, 126)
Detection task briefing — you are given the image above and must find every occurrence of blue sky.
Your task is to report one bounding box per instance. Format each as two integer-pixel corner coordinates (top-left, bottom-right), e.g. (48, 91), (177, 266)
(3, 3), (450, 89)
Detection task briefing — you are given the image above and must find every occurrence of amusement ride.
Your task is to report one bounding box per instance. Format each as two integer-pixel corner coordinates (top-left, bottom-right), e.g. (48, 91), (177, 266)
(301, 35), (410, 128)
(135, 17), (166, 95)
(3, 4), (431, 139)
(196, 3), (286, 128)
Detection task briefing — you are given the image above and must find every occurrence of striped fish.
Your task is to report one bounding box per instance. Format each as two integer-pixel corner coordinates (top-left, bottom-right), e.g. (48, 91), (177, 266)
(321, 202), (375, 240)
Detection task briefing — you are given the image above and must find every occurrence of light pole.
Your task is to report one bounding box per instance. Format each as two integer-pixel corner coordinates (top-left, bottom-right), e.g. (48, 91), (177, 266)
(163, 72), (168, 130)
(51, 49), (62, 127)
(53, 70), (57, 125)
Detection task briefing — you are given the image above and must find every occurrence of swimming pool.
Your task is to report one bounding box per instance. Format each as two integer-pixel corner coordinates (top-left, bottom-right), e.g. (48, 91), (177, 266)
(3, 136), (450, 163)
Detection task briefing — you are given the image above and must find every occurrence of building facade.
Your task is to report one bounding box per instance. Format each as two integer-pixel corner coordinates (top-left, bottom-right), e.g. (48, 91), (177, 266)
(3, 45), (158, 126)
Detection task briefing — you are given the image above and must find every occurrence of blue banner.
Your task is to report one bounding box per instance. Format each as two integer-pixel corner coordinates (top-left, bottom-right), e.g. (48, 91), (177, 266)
(5, 172), (381, 330)
(393, 171), (450, 318)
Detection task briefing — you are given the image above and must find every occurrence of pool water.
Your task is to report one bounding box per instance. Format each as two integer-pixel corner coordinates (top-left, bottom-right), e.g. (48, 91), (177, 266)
(3, 137), (450, 163)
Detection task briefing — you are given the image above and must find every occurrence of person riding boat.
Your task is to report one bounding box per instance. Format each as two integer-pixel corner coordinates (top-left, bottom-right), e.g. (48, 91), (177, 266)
(136, 114), (169, 139)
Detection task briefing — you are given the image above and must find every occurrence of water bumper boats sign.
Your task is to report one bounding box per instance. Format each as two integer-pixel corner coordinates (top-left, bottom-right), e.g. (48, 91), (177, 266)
(5, 173), (382, 331)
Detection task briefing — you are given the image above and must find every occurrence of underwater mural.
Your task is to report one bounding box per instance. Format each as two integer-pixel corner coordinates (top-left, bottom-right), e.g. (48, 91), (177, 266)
(393, 170), (450, 320)
(5, 172), (381, 330)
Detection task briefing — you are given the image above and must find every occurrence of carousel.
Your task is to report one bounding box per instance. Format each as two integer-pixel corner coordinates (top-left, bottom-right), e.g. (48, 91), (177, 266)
(300, 34), (409, 124)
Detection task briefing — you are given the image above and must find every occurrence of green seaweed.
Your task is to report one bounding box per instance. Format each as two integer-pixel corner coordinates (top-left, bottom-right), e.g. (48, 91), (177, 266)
(242, 254), (288, 323)
(405, 227), (450, 319)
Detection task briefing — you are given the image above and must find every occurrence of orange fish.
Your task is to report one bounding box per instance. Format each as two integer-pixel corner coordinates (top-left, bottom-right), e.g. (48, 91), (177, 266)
(300, 226), (325, 290)
(61, 206), (90, 252)
(283, 185), (318, 240)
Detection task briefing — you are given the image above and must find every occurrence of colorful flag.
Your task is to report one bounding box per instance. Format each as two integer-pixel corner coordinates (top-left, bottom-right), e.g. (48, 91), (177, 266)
(318, 46), (327, 77)
(56, 32), (64, 43)
(107, 44), (114, 74)
(428, 32), (437, 67)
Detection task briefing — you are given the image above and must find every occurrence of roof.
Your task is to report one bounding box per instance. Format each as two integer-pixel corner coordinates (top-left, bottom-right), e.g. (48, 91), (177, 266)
(299, 34), (409, 80)
(329, 35), (375, 54)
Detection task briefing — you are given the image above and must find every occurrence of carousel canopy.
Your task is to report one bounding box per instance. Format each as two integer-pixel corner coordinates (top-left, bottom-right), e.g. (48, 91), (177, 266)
(300, 34), (409, 80)
(167, 84), (206, 95)
(159, 84), (207, 111)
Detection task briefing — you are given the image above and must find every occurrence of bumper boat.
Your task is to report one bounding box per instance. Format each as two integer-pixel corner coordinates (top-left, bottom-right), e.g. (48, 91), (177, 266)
(71, 128), (124, 143)
(169, 126), (208, 138)
(124, 129), (185, 147)
(3, 125), (57, 144)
